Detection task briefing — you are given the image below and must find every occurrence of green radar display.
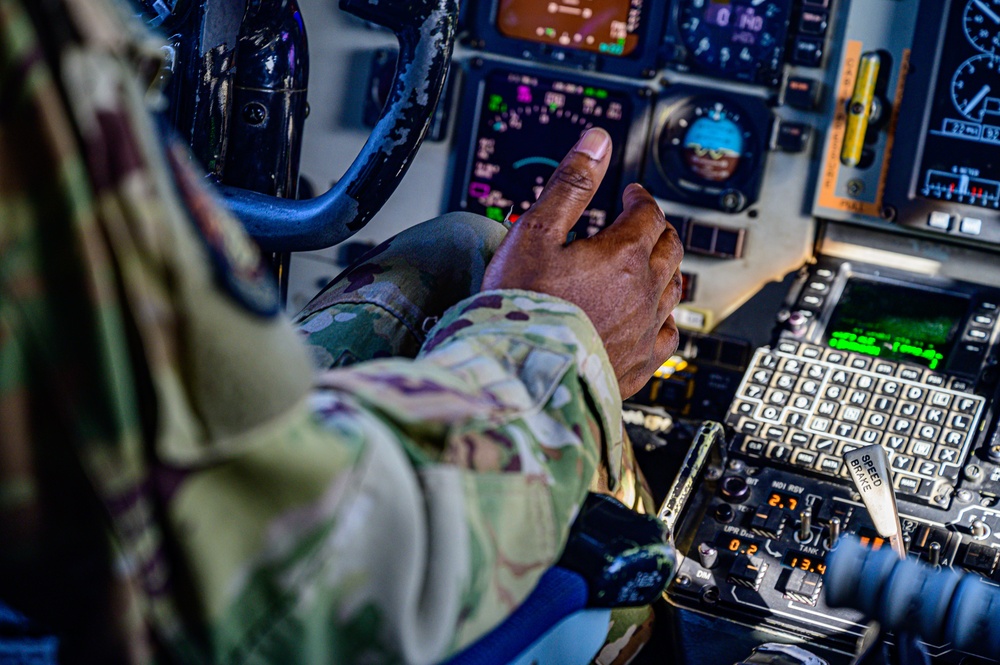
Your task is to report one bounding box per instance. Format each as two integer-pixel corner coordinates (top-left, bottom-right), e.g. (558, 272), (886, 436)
(823, 279), (969, 371)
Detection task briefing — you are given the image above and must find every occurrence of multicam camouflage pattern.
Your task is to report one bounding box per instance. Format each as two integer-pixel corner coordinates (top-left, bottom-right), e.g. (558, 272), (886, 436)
(0, 0), (656, 663)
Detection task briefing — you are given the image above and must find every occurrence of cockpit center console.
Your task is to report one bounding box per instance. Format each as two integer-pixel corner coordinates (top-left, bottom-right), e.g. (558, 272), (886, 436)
(660, 255), (1000, 663)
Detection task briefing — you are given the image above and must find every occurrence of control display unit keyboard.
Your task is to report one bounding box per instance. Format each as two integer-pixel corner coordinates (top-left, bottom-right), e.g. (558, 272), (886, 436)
(726, 341), (986, 505)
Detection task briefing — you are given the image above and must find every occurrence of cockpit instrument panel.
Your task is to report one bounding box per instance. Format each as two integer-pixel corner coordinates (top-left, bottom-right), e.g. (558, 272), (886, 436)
(495, 0), (643, 57)
(881, 0), (1000, 245)
(464, 0), (667, 77)
(671, 0), (794, 86)
(449, 63), (650, 238)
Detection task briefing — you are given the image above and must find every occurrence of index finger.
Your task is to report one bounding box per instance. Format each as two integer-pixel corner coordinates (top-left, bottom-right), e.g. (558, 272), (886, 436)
(516, 128), (613, 241)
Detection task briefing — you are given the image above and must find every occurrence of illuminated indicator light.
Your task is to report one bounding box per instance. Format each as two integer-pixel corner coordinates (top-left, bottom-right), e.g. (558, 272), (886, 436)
(781, 549), (827, 575)
(545, 27), (556, 37)
(468, 182), (491, 198)
(485, 206), (505, 222)
(488, 94), (504, 112)
(768, 492), (799, 511)
(596, 89), (608, 99)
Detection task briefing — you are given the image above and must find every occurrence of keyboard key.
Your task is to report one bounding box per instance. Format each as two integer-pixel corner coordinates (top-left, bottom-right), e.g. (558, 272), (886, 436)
(796, 378), (821, 395)
(870, 396), (896, 413)
(955, 398), (979, 415)
(895, 475), (921, 494)
(788, 431), (812, 447)
(817, 400), (838, 416)
(915, 423), (941, 442)
(941, 429), (964, 447)
(833, 422), (857, 438)
(792, 450), (818, 467)
(780, 358), (804, 374)
(935, 447), (959, 464)
(929, 391), (952, 408)
(904, 385), (926, 401)
(743, 438), (766, 456)
(759, 353), (779, 369)
(777, 341), (800, 354)
(864, 412), (889, 428)
(751, 369), (773, 385)
(824, 350), (848, 364)
(739, 418), (762, 435)
(760, 405), (782, 422)
(830, 369), (853, 385)
(774, 373), (797, 390)
(764, 425), (787, 440)
(949, 413), (973, 431)
(817, 455), (842, 474)
(892, 454), (914, 472)
(890, 417), (914, 435)
(809, 417), (831, 433)
(824, 385), (846, 400)
(884, 435), (908, 451)
(915, 460), (938, 478)
(743, 384), (765, 399)
(805, 364), (827, 380)
(920, 406), (946, 424)
(801, 345), (823, 359)
(909, 440), (934, 458)
(897, 367), (922, 381)
(791, 395), (814, 410)
(873, 361), (896, 375)
(766, 389), (790, 406)
(924, 373), (945, 387)
(812, 437), (836, 453)
(767, 442), (792, 462)
(785, 412), (808, 428)
(849, 356), (872, 371)
(858, 428), (882, 445)
(847, 389), (871, 407)
(853, 374), (876, 390)
(878, 380), (901, 396)
(838, 405), (864, 423)
(896, 401), (921, 418)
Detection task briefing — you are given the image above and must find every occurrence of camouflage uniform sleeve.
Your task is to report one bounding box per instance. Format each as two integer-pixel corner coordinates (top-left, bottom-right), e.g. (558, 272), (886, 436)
(173, 291), (624, 664)
(0, 0), (630, 661)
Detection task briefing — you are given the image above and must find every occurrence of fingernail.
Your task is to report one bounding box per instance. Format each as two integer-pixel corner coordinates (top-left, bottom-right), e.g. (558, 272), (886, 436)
(575, 128), (611, 160)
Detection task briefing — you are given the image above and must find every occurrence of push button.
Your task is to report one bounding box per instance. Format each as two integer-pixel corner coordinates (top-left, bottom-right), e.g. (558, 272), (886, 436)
(927, 211), (952, 230)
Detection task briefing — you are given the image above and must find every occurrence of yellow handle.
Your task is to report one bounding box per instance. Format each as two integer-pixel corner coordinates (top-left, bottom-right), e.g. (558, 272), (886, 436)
(841, 52), (881, 167)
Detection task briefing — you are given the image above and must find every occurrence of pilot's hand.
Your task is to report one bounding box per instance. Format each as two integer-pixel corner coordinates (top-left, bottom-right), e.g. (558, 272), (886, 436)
(483, 127), (684, 398)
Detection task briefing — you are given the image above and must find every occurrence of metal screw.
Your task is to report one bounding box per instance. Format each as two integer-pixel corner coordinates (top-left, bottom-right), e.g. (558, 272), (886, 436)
(957, 489), (974, 503)
(676, 574), (691, 587)
(847, 179), (864, 196)
(965, 464), (983, 482)
(242, 102), (267, 126)
(727, 459), (745, 472)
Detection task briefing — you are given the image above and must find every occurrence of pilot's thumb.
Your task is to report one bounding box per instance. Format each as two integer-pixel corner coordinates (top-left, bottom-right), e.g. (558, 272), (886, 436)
(520, 128), (613, 241)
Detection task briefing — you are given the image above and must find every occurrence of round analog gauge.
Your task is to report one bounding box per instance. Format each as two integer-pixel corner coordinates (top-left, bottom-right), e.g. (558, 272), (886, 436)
(964, 0), (1000, 54)
(657, 100), (757, 186)
(951, 53), (1000, 121)
(677, 0), (792, 80)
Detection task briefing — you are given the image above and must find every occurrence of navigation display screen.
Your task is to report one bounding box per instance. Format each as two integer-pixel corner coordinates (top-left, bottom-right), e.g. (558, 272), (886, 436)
(496, 0), (643, 57)
(459, 70), (634, 238)
(823, 279), (969, 371)
(916, 0), (1000, 210)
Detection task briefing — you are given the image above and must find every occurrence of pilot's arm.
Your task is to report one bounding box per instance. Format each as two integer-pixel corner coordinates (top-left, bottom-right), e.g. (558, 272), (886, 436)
(0, 2), (682, 664)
